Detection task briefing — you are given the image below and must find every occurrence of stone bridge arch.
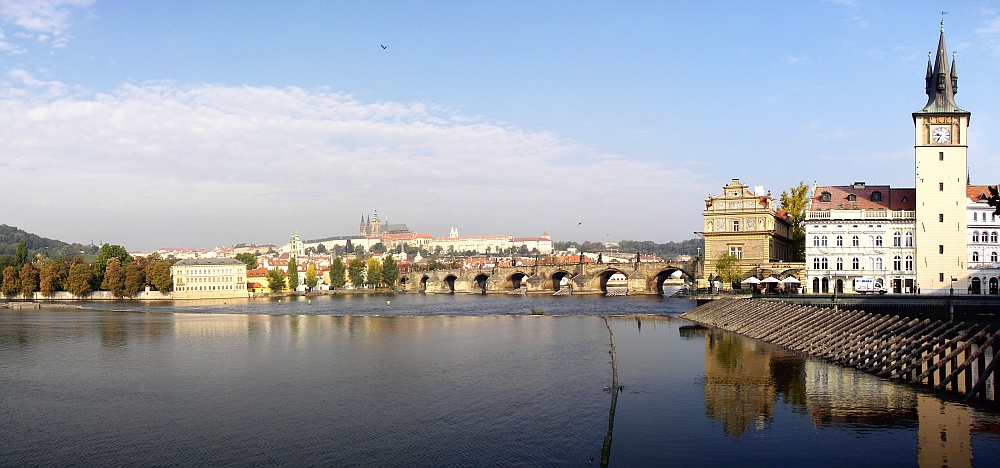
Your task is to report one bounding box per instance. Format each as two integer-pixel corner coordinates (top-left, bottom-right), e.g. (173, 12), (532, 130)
(548, 269), (574, 292)
(504, 270), (532, 291)
(474, 273), (489, 293)
(647, 267), (687, 295)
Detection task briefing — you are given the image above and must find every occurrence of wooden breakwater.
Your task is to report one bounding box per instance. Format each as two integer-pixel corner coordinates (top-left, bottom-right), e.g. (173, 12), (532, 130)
(680, 298), (1000, 404)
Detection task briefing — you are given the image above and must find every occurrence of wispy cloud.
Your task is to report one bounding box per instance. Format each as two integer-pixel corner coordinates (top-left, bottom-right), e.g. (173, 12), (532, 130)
(0, 74), (707, 248)
(0, 0), (91, 52)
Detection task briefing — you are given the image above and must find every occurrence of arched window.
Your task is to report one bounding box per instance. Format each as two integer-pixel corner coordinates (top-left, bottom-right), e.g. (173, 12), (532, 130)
(893, 231), (901, 247)
(836, 258), (843, 270)
(836, 235), (843, 247)
(875, 235), (883, 247)
(905, 232), (913, 247)
(993, 252), (998, 262)
(852, 257), (860, 269)
(852, 236), (860, 247)
(973, 231), (980, 243)
(813, 258), (820, 269)
(973, 251), (980, 262)
(813, 236), (819, 247)
(893, 255), (901, 271)
(905, 255), (913, 271)
(821, 236), (828, 247)
(875, 258), (882, 270)
(993, 232), (998, 243)
(821, 257), (829, 269)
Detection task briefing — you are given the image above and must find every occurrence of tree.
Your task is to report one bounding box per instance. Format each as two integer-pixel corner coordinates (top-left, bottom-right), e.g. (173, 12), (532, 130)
(102, 257), (126, 298)
(316, 243), (328, 254)
(93, 244), (132, 284)
(19, 262), (38, 299)
(355, 245), (366, 258)
(146, 259), (173, 292)
(234, 252), (258, 269)
(329, 257), (346, 289)
(305, 263), (319, 291)
(124, 260), (144, 297)
(67, 262), (94, 298)
(366, 258), (383, 288)
(382, 255), (399, 290)
(14, 239), (28, 268)
(39, 259), (67, 297)
(779, 182), (810, 262)
(370, 242), (387, 254)
(287, 257), (299, 291)
(348, 258), (366, 288)
(266, 268), (286, 292)
(715, 253), (743, 290)
(2, 265), (19, 298)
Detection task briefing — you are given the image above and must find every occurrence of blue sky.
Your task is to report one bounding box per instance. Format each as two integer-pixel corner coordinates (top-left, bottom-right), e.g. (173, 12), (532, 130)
(2, 0), (1000, 251)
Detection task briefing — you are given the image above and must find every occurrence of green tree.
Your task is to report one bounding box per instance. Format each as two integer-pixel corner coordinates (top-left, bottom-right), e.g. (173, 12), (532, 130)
(370, 243), (387, 254)
(355, 245), (366, 258)
(19, 262), (38, 299)
(2, 265), (19, 298)
(102, 257), (126, 298)
(39, 259), (67, 297)
(329, 257), (346, 289)
(287, 257), (299, 291)
(348, 258), (366, 288)
(715, 253), (743, 290)
(779, 182), (810, 262)
(67, 262), (94, 298)
(94, 244), (132, 284)
(305, 263), (319, 291)
(266, 268), (286, 292)
(124, 260), (144, 297)
(316, 243), (327, 254)
(234, 252), (258, 269)
(366, 258), (383, 288)
(146, 259), (173, 292)
(382, 255), (399, 290)
(14, 239), (28, 268)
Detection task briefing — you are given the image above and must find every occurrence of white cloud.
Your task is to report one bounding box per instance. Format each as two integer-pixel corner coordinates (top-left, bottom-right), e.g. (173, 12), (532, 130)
(0, 80), (707, 249)
(0, 0), (91, 53)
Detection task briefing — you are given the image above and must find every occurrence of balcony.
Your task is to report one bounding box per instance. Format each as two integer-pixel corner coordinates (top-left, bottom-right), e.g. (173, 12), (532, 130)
(806, 210), (915, 221)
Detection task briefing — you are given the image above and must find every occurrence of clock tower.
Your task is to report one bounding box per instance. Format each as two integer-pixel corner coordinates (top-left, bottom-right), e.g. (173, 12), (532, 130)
(913, 22), (970, 294)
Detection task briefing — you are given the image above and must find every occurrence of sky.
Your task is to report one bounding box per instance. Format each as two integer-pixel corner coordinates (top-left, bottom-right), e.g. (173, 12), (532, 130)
(3, 0), (1000, 251)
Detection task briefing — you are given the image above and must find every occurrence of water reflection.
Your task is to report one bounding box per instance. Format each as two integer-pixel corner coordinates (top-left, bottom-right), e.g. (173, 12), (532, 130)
(693, 327), (994, 467)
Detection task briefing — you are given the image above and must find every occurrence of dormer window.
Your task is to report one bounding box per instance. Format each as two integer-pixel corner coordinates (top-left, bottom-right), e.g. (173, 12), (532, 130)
(871, 191), (882, 202)
(820, 192), (831, 202)
(847, 194), (856, 202)
(901, 196), (909, 203)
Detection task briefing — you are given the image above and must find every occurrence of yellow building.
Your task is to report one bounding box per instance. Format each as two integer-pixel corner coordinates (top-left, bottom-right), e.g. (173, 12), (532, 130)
(171, 258), (249, 299)
(701, 179), (795, 287)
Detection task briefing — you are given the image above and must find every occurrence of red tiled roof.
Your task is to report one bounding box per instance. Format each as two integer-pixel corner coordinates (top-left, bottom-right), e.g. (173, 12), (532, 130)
(968, 185), (992, 202)
(811, 184), (915, 211)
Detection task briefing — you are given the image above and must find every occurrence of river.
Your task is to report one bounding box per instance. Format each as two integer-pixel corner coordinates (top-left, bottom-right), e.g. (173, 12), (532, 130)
(2, 294), (999, 466)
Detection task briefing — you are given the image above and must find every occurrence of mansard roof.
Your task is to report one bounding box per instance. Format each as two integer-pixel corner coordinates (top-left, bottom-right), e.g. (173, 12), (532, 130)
(811, 184), (915, 212)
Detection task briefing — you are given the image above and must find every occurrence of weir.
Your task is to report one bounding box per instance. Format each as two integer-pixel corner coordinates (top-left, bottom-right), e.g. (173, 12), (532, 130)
(680, 298), (1000, 404)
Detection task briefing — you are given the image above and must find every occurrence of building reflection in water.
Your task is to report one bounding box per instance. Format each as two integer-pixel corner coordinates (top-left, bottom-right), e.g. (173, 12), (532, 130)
(693, 327), (989, 467)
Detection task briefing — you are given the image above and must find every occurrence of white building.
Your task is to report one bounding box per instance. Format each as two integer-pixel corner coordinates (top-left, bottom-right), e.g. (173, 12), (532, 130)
(966, 185), (1000, 294)
(804, 183), (916, 294)
(171, 258), (249, 300)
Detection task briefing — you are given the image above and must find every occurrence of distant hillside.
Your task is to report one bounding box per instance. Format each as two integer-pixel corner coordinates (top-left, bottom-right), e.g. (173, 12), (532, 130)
(553, 238), (704, 259)
(0, 224), (99, 259)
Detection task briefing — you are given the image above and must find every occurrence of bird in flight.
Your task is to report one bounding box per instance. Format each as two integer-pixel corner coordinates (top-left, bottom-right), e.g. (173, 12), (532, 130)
(381, 44), (387, 49)
(578, 222), (582, 225)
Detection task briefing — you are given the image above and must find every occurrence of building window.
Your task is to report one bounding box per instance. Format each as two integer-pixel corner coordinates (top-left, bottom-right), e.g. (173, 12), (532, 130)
(974, 231), (980, 243)
(868, 235), (874, 247)
(852, 236), (860, 247)
(729, 246), (742, 259)
(905, 232), (913, 247)
(875, 258), (882, 270)
(939, 182), (944, 191)
(939, 245), (944, 254)
(973, 251), (980, 262)
(993, 232), (998, 243)
(875, 235), (882, 247)
(847, 194), (856, 202)
(836, 258), (843, 270)
(813, 258), (820, 269)
(893, 231), (901, 247)
(821, 257), (829, 269)
(975, 212), (979, 221)
(812, 236), (819, 247)
(939, 152), (944, 161)
(732, 219), (740, 232)
(939, 213), (944, 222)
(940, 273), (945, 282)
(993, 252), (998, 262)
(821, 235), (828, 247)
(893, 255), (901, 270)
(905, 256), (913, 271)
(871, 191), (882, 202)
(836, 235), (843, 247)
(852, 257), (860, 269)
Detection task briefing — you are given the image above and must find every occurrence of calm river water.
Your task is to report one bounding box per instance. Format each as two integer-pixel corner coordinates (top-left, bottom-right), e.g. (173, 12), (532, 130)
(2, 294), (999, 466)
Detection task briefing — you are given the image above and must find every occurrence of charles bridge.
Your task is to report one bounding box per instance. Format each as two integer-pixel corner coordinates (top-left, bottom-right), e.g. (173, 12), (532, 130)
(397, 259), (703, 295)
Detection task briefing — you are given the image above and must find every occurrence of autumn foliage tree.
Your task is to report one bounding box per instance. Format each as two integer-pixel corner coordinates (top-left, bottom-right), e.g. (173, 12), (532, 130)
(102, 258), (126, 298)
(124, 260), (144, 297)
(305, 264), (319, 291)
(2, 265), (19, 298)
(67, 262), (94, 298)
(39, 259), (67, 298)
(19, 262), (38, 299)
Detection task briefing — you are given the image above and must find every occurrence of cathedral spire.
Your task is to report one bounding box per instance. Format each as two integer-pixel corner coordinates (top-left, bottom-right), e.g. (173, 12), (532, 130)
(915, 24), (965, 115)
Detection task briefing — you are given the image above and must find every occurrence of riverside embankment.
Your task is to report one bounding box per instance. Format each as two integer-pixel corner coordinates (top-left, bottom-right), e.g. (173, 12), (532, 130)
(681, 298), (1000, 404)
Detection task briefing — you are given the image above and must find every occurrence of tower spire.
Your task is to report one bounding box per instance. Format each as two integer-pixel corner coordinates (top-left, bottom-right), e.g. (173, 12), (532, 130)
(915, 21), (965, 115)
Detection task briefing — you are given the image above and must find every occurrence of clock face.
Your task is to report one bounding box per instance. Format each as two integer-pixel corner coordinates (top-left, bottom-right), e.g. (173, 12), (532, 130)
(932, 127), (951, 144)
